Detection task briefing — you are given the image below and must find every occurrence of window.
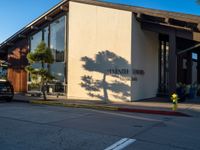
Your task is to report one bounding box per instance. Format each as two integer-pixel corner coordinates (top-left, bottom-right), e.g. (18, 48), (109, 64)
(30, 31), (42, 51)
(192, 53), (198, 60)
(49, 16), (66, 92)
(159, 39), (169, 93)
(0, 67), (7, 79)
(43, 26), (49, 46)
(50, 16), (65, 62)
(30, 30), (45, 70)
(28, 15), (66, 93)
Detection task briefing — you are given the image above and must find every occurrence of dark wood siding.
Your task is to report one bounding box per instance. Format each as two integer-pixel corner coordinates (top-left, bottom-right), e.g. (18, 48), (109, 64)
(7, 39), (28, 93)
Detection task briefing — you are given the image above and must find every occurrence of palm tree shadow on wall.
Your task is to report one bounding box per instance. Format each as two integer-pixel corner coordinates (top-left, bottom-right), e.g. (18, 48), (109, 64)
(80, 50), (131, 102)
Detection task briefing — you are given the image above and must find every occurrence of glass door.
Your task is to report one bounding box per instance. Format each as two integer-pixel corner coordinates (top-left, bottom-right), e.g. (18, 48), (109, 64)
(158, 35), (169, 94)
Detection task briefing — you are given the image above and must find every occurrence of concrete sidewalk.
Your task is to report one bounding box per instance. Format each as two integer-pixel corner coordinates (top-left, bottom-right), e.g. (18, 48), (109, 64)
(13, 94), (200, 117)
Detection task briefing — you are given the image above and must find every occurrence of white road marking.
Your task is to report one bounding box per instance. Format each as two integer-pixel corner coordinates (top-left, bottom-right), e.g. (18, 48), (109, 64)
(104, 138), (128, 150)
(104, 138), (136, 150)
(90, 109), (162, 122)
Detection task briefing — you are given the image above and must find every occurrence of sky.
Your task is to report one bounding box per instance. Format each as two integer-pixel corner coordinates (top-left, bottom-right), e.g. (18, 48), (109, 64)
(103, 0), (200, 15)
(0, 0), (200, 43)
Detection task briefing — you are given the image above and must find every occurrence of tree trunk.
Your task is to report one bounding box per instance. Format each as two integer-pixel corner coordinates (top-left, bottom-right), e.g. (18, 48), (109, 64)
(41, 62), (47, 100)
(102, 73), (108, 102)
(41, 83), (47, 101)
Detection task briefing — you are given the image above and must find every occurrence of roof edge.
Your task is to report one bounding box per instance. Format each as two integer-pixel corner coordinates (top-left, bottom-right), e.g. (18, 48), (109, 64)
(71, 0), (200, 22)
(1, 0), (200, 49)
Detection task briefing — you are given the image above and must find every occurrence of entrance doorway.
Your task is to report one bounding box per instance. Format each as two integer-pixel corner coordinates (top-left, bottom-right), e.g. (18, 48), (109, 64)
(157, 35), (200, 97)
(158, 35), (169, 95)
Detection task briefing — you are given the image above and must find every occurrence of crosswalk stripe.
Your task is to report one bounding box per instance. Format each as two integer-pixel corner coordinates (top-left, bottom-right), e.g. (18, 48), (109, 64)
(104, 138), (136, 150)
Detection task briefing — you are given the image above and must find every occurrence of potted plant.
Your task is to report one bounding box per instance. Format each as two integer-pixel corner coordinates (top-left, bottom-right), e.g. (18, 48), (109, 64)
(188, 83), (198, 99)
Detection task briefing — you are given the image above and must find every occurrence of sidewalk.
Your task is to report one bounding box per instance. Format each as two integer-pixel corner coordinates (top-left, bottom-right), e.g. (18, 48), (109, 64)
(13, 94), (200, 117)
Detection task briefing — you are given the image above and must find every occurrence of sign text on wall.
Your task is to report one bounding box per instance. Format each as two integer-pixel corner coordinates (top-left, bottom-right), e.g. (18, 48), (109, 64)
(107, 68), (145, 81)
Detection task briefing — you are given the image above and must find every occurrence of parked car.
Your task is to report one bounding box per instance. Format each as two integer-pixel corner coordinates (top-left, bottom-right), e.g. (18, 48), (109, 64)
(0, 80), (14, 102)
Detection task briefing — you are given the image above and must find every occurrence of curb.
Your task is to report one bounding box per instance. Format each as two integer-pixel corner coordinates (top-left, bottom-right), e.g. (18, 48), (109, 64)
(13, 99), (30, 103)
(118, 108), (190, 117)
(30, 100), (190, 117)
(31, 100), (118, 111)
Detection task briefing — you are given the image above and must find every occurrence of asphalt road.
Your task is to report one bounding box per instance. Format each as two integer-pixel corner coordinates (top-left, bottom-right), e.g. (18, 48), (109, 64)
(0, 101), (199, 150)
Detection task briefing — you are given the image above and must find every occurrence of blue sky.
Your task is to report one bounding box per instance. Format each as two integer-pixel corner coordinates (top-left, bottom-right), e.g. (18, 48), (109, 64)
(0, 0), (60, 43)
(103, 0), (200, 15)
(0, 0), (200, 43)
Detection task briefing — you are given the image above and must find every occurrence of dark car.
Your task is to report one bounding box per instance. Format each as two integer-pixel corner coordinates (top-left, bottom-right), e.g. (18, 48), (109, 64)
(0, 80), (14, 102)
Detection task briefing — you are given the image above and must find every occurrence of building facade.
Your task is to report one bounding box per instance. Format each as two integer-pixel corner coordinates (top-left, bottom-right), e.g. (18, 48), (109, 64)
(0, 0), (200, 102)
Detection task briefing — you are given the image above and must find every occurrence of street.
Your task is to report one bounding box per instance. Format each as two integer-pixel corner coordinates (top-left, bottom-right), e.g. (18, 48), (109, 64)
(0, 102), (200, 150)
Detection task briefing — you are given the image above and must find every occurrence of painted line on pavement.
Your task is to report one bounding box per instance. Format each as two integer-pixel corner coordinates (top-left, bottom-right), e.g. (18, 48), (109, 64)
(90, 109), (162, 122)
(104, 138), (136, 150)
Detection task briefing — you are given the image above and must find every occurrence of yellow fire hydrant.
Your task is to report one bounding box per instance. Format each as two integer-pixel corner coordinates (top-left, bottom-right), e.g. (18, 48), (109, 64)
(171, 93), (179, 111)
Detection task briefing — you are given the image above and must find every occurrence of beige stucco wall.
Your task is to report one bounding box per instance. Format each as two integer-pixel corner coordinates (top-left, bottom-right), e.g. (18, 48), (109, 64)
(131, 16), (159, 100)
(67, 2), (132, 102)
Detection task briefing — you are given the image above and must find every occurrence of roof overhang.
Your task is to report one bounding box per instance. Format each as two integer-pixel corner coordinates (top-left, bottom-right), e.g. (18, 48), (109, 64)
(1, 0), (200, 50)
(71, 0), (200, 42)
(72, 0), (200, 26)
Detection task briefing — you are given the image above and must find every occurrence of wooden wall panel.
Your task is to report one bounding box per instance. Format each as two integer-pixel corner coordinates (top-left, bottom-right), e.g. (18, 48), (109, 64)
(7, 68), (27, 93)
(7, 39), (28, 93)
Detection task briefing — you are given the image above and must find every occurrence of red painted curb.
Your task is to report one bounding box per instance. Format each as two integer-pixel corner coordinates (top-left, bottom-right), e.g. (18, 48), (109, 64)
(118, 108), (190, 117)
